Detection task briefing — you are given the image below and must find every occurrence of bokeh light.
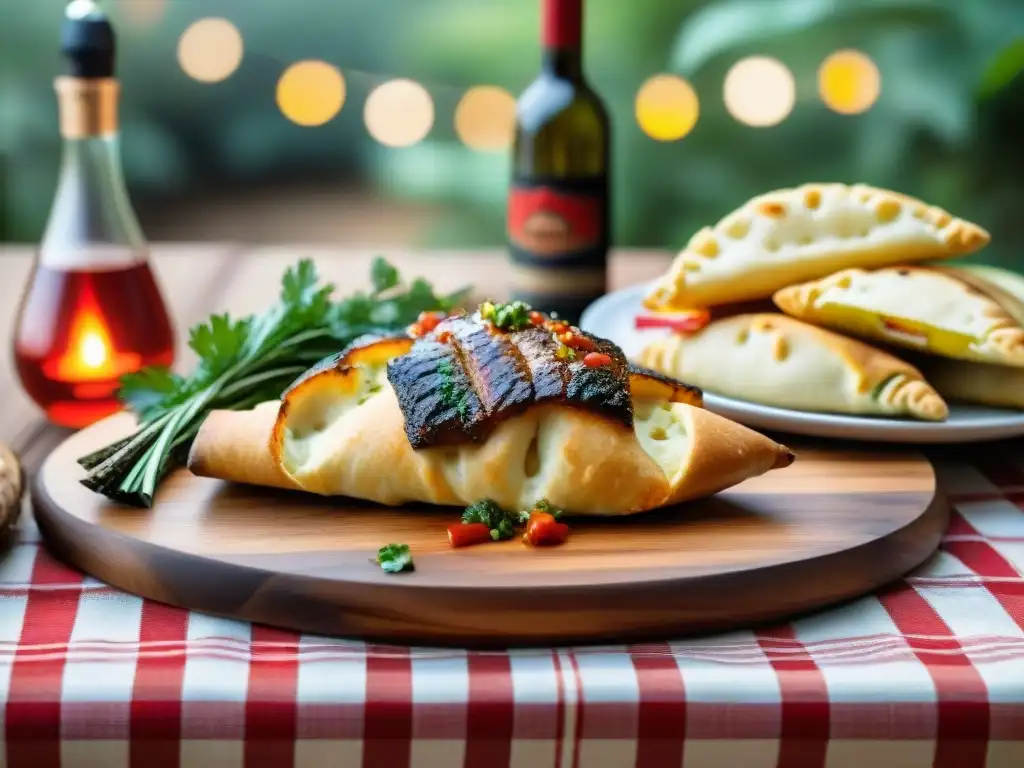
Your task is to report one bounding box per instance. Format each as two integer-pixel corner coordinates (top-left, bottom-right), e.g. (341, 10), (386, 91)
(276, 61), (346, 127)
(818, 50), (881, 115)
(119, 0), (167, 27)
(364, 79), (435, 148)
(455, 86), (517, 151)
(723, 56), (796, 127)
(177, 18), (244, 83)
(635, 74), (700, 141)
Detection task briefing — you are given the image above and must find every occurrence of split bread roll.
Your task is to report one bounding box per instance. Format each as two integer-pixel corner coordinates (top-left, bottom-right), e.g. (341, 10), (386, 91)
(188, 375), (794, 516)
(637, 313), (949, 421)
(774, 266), (1024, 367)
(913, 358), (1024, 411)
(643, 183), (990, 311)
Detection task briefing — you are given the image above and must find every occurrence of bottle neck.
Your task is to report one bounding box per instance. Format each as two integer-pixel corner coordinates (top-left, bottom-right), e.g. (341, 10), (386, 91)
(41, 76), (146, 268)
(541, 0), (584, 80)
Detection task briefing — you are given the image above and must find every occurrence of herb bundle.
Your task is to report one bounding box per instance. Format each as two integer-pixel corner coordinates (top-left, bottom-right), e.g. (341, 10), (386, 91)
(77, 257), (467, 507)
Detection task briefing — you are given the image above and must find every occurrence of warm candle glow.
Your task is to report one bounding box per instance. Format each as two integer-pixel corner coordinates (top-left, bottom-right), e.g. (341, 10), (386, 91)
(50, 302), (140, 383)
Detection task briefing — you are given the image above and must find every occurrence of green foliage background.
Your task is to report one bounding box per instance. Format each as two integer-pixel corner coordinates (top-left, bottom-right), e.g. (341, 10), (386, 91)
(2, 0), (1022, 269)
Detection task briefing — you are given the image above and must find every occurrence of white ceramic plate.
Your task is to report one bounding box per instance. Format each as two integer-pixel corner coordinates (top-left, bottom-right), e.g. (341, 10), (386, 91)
(580, 282), (1024, 444)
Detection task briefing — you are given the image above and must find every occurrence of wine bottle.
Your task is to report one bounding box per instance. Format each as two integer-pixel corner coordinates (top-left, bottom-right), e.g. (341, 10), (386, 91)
(12, 0), (175, 428)
(507, 0), (611, 325)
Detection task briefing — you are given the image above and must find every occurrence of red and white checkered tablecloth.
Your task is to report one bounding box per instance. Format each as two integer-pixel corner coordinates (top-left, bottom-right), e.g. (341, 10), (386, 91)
(2, 452), (1024, 768)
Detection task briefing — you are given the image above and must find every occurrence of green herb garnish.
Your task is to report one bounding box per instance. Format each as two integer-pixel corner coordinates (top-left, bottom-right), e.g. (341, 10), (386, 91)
(77, 257), (469, 507)
(462, 498), (519, 541)
(437, 358), (471, 422)
(518, 498), (563, 523)
(479, 300), (532, 332)
(464, 498), (565, 539)
(533, 498), (563, 519)
(376, 543), (414, 573)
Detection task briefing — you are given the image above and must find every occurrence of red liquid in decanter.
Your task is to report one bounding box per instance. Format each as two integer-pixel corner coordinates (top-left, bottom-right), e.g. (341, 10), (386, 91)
(13, 259), (175, 428)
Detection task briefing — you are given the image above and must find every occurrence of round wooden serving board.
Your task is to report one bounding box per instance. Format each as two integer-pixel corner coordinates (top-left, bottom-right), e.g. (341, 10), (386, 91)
(34, 413), (948, 647)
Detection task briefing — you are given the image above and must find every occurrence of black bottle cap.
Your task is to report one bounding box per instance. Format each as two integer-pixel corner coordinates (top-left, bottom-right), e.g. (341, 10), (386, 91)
(61, 0), (116, 78)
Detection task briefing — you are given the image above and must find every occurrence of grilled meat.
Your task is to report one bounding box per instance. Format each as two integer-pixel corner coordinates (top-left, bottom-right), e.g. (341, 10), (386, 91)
(386, 311), (634, 449)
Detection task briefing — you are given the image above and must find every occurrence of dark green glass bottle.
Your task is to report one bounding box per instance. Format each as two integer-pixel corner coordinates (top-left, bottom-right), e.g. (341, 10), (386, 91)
(507, 0), (610, 324)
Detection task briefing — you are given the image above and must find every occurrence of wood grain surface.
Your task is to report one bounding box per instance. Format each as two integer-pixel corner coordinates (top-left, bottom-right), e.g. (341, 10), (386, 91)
(33, 411), (948, 647)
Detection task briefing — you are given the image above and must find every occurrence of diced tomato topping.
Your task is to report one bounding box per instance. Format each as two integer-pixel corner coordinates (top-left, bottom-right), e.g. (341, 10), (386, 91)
(529, 311), (545, 326)
(523, 516), (569, 547)
(417, 312), (442, 333)
(562, 333), (596, 351)
(447, 522), (492, 548)
(549, 321), (569, 335)
(582, 352), (612, 368)
(436, 329), (452, 344)
(634, 310), (711, 335)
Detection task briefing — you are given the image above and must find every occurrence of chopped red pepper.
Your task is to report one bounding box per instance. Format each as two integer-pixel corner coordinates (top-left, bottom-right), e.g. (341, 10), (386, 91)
(583, 352), (612, 368)
(549, 321), (569, 335)
(436, 329), (452, 344)
(523, 513), (569, 547)
(448, 522), (492, 548)
(562, 333), (596, 352)
(634, 310), (711, 335)
(417, 311), (442, 333)
(529, 311), (545, 326)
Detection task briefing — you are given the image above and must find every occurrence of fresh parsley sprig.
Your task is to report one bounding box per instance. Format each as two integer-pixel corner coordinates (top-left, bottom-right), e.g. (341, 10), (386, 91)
(77, 257), (468, 508)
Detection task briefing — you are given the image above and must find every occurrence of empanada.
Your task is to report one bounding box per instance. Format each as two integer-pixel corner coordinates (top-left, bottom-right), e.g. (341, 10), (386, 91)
(188, 309), (793, 516)
(643, 183), (989, 311)
(773, 266), (1024, 367)
(637, 313), (948, 421)
(913, 357), (1024, 411)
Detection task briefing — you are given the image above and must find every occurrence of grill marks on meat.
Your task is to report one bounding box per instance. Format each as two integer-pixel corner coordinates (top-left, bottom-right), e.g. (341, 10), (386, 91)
(448, 317), (533, 415)
(388, 337), (486, 447)
(387, 314), (633, 449)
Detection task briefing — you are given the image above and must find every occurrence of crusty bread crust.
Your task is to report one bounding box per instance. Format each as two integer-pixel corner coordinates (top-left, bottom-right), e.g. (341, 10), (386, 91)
(187, 387), (793, 516)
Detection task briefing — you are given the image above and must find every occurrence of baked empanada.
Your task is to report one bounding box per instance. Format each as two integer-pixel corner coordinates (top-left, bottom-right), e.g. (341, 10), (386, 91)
(637, 313), (948, 421)
(913, 357), (1024, 411)
(773, 266), (1024, 367)
(188, 309), (793, 516)
(643, 183), (989, 311)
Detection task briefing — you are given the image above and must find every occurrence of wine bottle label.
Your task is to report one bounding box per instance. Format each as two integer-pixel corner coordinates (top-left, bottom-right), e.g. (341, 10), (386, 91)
(507, 178), (607, 268)
(507, 176), (608, 322)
